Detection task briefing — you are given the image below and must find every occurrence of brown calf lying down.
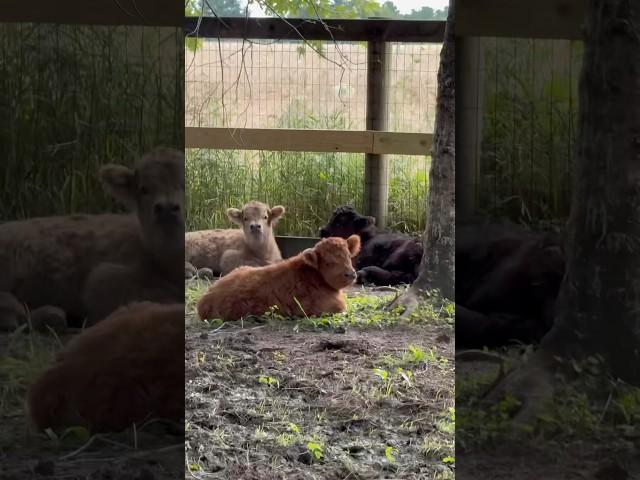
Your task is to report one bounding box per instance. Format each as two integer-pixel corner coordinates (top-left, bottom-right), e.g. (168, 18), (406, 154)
(26, 302), (184, 433)
(197, 235), (361, 321)
(185, 201), (285, 276)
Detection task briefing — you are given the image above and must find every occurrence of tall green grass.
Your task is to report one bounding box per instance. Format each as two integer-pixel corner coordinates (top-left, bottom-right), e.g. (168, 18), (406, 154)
(0, 23), (184, 220)
(185, 97), (429, 237)
(479, 38), (582, 222)
(185, 149), (429, 237)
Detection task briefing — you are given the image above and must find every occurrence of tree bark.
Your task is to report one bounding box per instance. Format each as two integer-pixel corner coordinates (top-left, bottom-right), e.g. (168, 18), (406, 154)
(542, 0), (640, 384)
(390, 0), (455, 312)
(484, 0), (640, 418)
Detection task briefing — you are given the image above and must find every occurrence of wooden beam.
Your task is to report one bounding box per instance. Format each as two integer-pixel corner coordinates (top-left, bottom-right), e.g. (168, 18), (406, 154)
(184, 17), (445, 43)
(456, 0), (586, 40)
(364, 39), (389, 229)
(185, 128), (432, 156)
(0, 0), (183, 26)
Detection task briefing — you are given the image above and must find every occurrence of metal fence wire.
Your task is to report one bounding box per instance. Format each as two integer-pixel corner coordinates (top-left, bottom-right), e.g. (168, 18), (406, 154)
(185, 37), (439, 236)
(472, 37), (582, 223)
(0, 23), (184, 220)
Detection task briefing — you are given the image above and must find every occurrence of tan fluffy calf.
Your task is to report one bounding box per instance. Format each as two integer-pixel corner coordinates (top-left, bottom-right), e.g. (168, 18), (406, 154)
(197, 235), (361, 321)
(0, 147), (184, 326)
(185, 201), (284, 276)
(82, 148), (184, 325)
(26, 302), (184, 433)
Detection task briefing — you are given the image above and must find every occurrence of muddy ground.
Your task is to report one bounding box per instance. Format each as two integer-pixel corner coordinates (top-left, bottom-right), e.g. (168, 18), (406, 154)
(184, 281), (455, 480)
(0, 330), (184, 480)
(456, 349), (640, 480)
(0, 282), (454, 480)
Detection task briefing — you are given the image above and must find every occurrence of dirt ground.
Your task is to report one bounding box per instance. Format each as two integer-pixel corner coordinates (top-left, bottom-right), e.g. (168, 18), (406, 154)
(0, 329), (184, 480)
(456, 350), (640, 480)
(184, 281), (455, 480)
(1, 282), (454, 480)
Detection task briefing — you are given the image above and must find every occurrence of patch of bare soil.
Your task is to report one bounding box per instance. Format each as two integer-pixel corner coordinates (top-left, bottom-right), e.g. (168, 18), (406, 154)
(184, 291), (455, 480)
(456, 353), (640, 480)
(0, 331), (184, 480)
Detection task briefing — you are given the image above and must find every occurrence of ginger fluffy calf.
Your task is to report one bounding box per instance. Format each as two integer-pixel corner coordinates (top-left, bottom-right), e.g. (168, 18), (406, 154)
(26, 302), (184, 433)
(197, 235), (361, 321)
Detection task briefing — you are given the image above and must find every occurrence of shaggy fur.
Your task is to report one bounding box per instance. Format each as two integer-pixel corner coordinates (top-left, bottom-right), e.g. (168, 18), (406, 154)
(197, 235), (361, 321)
(185, 201), (284, 276)
(82, 148), (185, 325)
(319, 205), (423, 286)
(26, 302), (184, 433)
(456, 223), (565, 348)
(0, 147), (184, 327)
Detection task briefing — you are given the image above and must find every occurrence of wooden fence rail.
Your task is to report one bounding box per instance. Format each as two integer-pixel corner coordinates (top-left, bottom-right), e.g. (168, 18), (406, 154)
(185, 128), (432, 156)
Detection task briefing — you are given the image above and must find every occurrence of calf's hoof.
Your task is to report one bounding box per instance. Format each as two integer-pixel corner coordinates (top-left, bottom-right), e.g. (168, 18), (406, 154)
(30, 306), (68, 334)
(197, 268), (215, 280)
(185, 262), (197, 279)
(0, 292), (26, 331)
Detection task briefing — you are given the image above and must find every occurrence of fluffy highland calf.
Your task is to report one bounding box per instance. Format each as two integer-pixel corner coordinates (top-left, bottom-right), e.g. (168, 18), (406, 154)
(197, 235), (361, 321)
(0, 147), (184, 328)
(185, 201), (285, 277)
(26, 302), (184, 433)
(455, 222), (565, 348)
(319, 205), (423, 285)
(82, 148), (185, 325)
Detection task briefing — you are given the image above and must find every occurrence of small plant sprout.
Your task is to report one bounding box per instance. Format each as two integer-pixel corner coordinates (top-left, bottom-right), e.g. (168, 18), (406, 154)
(307, 440), (324, 460)
(288, 422), (301, 434)
(385, 446), (399, 463)
(258, 375), (280, 388)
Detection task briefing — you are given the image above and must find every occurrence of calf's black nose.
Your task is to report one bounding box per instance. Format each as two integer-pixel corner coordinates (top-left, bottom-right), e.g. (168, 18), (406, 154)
(154, 202), (180, 216)
(319, 228), (328, 238)
(345, 271), (357, 280)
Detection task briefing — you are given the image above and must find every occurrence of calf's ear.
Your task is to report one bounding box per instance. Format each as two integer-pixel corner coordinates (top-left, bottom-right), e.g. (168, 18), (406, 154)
(346, 235), (361, 257)
(99, 165), (137, 209)
(355, 215), (376, 229)
(269, 205), (285, 222)
(227, 208), (243, 225)
(301, 248), (318, 269)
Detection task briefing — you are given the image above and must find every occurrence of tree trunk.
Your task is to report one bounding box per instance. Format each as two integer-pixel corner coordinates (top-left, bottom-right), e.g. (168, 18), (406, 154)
(484, 0), (640, 417)
(543, 0), (640, 383)
(390, 0), (455, 311)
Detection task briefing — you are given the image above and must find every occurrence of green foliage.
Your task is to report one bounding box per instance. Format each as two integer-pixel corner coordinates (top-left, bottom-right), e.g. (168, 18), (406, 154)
(0, 23), (183, 219)
(185, 102), (429, 237)
(186, 148), (428, 236)
(479, 39), (583, 222)
(403, 6), (449, 20)
(293, 0), (448, 20)
(384, 445), (399, 462)
(306, 440), (324, 460)
(258, 375), (280, 388)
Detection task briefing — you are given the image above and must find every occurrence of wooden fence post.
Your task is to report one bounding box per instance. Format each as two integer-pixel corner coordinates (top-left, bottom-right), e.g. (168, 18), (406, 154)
(456, 36), (484, 220)
(364, 39), (389, 229)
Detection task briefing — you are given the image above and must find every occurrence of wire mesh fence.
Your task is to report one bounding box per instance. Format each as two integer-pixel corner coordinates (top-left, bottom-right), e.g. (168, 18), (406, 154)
(473, 37), (582, 223)
(0, 23), (184, 220)
(186, 148), (429, 237)
(185, 37), (438, 236)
